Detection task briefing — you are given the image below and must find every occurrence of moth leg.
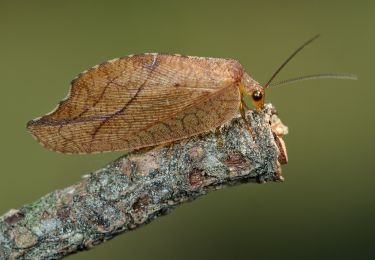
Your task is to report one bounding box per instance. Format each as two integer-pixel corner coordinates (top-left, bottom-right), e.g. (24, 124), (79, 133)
(215, 126), (224, 148)
(240, 100), (256, 141)
(164, 141), (178, 157)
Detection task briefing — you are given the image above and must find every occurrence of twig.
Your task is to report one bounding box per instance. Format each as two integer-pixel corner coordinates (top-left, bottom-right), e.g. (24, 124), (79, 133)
(0, 104), (288, 259)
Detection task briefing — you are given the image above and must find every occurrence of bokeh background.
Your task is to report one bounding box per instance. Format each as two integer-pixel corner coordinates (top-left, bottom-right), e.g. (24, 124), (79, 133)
(0, 0), (373, 259)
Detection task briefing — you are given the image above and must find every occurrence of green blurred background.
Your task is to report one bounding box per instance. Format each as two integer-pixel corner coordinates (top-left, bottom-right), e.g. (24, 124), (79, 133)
(0, 0), (373, 259)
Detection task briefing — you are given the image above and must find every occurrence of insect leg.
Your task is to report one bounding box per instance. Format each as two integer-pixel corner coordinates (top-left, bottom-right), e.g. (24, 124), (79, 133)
(215, 126), (224, 148)
(239, 95), (256, 141)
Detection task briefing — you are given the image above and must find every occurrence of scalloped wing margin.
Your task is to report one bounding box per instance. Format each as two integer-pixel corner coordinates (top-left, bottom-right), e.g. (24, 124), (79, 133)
(27, 54), (243, 153)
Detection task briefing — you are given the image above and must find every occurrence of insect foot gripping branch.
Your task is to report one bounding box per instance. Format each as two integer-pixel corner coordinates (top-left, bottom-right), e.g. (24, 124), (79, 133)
(1, 104), (287, 259)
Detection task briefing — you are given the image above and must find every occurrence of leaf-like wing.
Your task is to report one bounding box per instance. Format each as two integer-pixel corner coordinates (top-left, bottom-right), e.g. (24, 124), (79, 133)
(27, 54), (243, 153)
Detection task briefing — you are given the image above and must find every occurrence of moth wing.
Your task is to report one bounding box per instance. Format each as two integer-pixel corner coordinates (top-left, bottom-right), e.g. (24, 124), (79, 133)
(27, 54), (243, 154)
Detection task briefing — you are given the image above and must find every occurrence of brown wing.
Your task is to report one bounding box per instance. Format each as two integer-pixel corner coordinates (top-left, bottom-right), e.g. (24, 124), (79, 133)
(27, 54), (243, 154)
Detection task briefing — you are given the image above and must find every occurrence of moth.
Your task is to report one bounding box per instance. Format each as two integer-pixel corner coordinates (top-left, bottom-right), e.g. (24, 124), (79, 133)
(27, 35), (355, 154)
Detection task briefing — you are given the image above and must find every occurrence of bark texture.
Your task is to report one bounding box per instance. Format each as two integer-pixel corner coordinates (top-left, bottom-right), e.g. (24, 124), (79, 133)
(0, 104), (288, 259)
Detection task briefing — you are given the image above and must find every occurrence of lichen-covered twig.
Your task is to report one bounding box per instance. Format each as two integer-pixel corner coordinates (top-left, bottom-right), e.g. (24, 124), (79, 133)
(0, 104), (288, 259)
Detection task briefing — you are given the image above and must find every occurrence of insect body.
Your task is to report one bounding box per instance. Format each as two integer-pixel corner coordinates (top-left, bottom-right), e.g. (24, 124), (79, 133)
(27, 35), (355, 154)
(27, 54), (264, 154)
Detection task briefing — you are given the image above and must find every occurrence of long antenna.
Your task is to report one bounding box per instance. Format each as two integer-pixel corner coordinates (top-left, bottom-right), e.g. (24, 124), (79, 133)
(269, 73), (358, 88)
(263, 34), (320, 89)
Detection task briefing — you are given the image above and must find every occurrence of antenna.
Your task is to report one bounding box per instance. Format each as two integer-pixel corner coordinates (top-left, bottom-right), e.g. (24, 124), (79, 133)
(263, 34), (320, 89)
(269, 73), (358, 88)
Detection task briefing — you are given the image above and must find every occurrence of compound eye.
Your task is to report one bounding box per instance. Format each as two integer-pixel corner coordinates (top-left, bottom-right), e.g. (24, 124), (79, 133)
(252, 91), (263, 101)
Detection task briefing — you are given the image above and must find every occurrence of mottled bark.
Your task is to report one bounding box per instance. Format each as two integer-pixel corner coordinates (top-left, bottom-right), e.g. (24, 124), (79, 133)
(0, 104), (288, 259)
